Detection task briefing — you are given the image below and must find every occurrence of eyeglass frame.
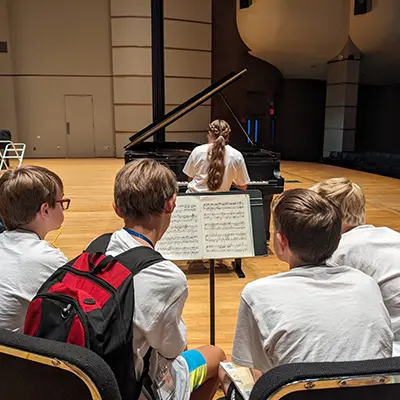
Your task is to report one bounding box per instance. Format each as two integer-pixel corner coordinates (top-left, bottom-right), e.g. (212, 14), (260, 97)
(56, 198), (71, 210)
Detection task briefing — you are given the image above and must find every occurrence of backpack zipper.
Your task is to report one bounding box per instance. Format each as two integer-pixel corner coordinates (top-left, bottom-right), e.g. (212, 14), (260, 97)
(61, 265), (129, 344)
(35, 293), (90, 347)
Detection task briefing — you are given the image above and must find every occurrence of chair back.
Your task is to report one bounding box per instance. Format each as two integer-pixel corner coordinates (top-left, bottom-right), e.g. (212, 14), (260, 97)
(0, 328), (121, 400)
(0, 141), (26, 169)
(250, 358), (400, 400)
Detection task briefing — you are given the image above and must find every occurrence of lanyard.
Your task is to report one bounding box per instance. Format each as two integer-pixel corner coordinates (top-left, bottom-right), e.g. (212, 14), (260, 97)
(124, 228), (155, 249)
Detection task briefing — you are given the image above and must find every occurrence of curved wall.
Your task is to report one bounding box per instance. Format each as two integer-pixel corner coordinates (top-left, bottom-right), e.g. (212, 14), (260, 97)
(350, 0), (400, 84)
(237, 0), (400, 84)
(236, 0), (349, 79)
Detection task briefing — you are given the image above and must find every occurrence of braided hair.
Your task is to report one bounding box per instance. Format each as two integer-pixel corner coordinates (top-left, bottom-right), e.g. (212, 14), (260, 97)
(207, 119), (231, 191)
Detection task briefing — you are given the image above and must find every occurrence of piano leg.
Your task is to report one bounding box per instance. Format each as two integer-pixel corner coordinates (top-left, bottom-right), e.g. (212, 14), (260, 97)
(263, 195), (273, 241)
(232, 258), (245, 278)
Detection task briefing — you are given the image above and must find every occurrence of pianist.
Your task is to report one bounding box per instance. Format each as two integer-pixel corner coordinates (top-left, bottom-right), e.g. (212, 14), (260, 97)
(182, 119), (250, 193)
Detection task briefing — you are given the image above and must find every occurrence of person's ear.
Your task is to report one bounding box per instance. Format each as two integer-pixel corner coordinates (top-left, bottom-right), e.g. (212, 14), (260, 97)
(275, 232), (289, 256)
(164, 193), (177, 215)
(39, 203), (50, 219)
(113, 203), (123, 219)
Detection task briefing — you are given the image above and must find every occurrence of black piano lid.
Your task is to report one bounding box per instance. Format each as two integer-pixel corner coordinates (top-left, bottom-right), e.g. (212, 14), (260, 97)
(124, 68), (247, 150)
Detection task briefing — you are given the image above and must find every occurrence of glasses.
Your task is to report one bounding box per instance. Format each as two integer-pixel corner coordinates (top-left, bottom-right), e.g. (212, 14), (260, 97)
(56, 198), (71, 210)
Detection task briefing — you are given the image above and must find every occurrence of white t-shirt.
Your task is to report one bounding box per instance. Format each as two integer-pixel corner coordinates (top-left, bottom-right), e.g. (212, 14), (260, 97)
(328, 225), (400, 355)
(232, 265), (393, 372)
(105, 229), (191, 400)
(183, 143), (250, 192)
(0, 230), (67, 332)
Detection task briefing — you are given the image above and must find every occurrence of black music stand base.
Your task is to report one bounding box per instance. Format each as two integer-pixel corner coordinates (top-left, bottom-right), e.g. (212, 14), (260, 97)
(209, 259), (216, 345)
(232, 259), (245, 278)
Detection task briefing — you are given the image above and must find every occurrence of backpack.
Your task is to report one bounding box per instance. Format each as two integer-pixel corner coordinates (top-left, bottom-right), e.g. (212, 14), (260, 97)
(24, 233), (165, 400)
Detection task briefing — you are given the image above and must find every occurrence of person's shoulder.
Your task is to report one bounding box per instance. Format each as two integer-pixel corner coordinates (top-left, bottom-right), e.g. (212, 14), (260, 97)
(226, 145), (243, 156)
(226, 145), (245, 163)
(187, 144), (208, 162)
(144, 258), (188, 288)
(193, 144), (208, 154)
(0, 230), (67, 267)
(337, 265), (379, 286)
(372, 226), (400, 239)
(241, 274), (288, 303)
(31, 239), (68, 266)
(343, 225), (400, 246)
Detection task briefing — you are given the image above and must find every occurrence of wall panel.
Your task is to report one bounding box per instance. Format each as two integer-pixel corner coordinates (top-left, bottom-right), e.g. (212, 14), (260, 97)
(113, 77), (152, 104)
(164, 0), (211, 23)
(112, 48), (152, 76)
(114, 104), (153, 132)
(165, 49), (211, 78)
(111, 18), (151, 47)
(111, 0), (151, 17)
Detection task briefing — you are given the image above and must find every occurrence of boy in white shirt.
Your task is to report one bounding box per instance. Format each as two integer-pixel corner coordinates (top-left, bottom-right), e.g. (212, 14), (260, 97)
(0, 166), (69, 332)
(311, 177), (400, 355)
(107, 159), (225, 400)
(222, 189), (392, 398)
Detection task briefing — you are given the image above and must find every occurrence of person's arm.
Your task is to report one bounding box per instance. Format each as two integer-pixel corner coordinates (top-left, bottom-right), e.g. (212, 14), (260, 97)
(233, 156), (251, 191)
(145, 289), (188, 359)
(235, 184), (247, 191)
(35, 246), (68, 285)
(18, 246), (67, 331)
(182, 150), (196, 181)
(232, 294), (271, 372)
(219, 295), (269, 395)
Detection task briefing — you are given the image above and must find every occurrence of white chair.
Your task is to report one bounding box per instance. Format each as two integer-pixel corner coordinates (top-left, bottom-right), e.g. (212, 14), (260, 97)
(0, 140), (26, 170)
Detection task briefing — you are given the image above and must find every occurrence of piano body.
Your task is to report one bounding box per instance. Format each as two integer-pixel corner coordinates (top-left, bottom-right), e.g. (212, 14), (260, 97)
(124, 69), (284, 241)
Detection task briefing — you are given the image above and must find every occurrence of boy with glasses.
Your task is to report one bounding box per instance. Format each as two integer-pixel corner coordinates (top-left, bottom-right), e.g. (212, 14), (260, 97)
(0, 165), (69, 331)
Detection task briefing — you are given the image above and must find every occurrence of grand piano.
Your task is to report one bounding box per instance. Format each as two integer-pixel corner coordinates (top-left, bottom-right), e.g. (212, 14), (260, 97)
(124, 69), (284, 241)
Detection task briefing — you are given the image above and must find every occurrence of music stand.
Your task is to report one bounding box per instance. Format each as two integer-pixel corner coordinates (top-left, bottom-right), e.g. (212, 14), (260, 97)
(175, 190), (267, 344)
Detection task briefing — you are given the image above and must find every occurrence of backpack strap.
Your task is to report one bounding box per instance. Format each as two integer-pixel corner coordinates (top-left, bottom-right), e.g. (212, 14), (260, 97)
(85, 233), (113, 254)
(117, 246), (165, 399)
(115, 246), (165, 277)
(140, 347), (155, 399)
(85, 236), (164, 399)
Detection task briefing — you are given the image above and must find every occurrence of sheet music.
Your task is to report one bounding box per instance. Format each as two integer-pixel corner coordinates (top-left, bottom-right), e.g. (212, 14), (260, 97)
(156, 193), (254, 261)
(201, 194), (254, 259)
(156, 196), (202, 260)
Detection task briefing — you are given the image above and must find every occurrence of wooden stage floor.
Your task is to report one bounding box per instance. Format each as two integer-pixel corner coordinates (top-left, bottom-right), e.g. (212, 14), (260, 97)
(24, 159), (400, 358)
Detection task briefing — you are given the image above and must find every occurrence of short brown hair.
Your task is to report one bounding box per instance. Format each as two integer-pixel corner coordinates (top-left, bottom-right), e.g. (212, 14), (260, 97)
(309, 177), (365, 227)
(272, 188), (341, 264)
(114, 159), (178, 220)
(0, 166), (63, 230)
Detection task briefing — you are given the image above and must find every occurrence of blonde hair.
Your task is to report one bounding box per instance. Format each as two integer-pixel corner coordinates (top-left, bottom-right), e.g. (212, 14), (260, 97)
(0, 166), (63, 230)
(272, 189), (341, 264)
(114, 158), (177, 220)
(309, 177), (365, 227)
(207, 119), (231, 191)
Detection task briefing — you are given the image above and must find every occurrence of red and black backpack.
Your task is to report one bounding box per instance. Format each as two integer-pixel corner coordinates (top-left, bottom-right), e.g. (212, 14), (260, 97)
(24, 233), (165, 400)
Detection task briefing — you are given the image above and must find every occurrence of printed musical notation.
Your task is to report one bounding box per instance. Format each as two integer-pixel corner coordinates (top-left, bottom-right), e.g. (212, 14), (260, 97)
(155, 194), (254, 260)
(156, 197), (202, 260)
(201, 195), (254, 259)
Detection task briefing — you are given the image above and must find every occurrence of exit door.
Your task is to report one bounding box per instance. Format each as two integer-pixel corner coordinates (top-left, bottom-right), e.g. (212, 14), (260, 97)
(64, 95), (95, 157)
